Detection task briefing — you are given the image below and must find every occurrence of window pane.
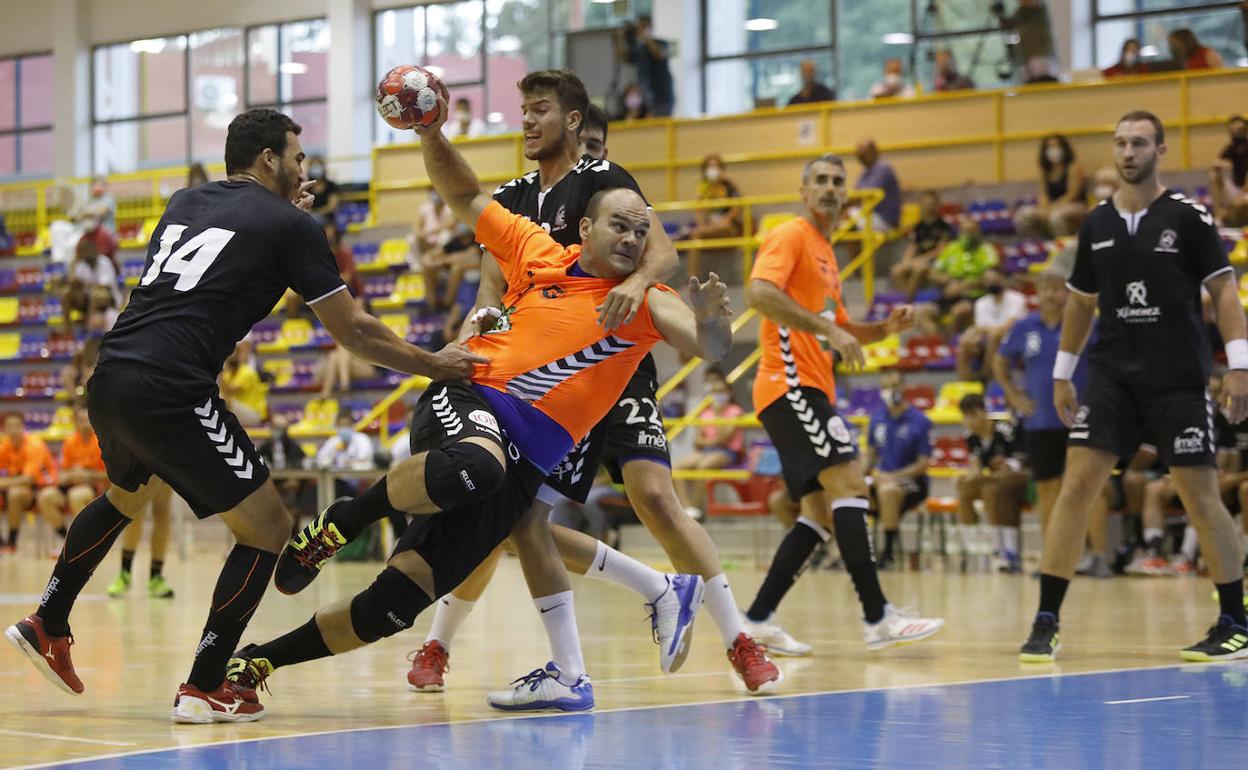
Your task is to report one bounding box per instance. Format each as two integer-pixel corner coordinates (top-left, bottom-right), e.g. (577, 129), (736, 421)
(705, 51), (835, 115)
(427, 0), (484, 84)
(94, 115), (188, 174)
(487, 0), (552, 76)
(1098, 0), (1233, 14)
(248, 26), (279, 105)
(838, 0), (912, 101)
(93, 37), (187, 120)
(915, 36), (1012, 92)
(281, 19), (330, 101)
(190, 29), (245, 164)
(376, 7), (426, 78)
(0, 60), (14, 131)
(916, 0), (1002, 35)
(1095, 8), (1246, 68)
(19, 54), (53, 128)
(19, 128), (53, 175)
(288, 101), (328, 155)
(0, 134), (14, 177)
(708, 0), (833, 58)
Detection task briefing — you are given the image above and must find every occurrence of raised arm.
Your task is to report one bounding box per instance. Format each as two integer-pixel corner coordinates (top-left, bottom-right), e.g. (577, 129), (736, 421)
(647, 274), (733, 362)
(419, 127), (492, 233)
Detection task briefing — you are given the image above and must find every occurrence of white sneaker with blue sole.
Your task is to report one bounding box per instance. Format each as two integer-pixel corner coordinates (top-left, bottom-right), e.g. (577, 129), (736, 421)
(648, 573), (705, 674)
(486, 662), (594, 712)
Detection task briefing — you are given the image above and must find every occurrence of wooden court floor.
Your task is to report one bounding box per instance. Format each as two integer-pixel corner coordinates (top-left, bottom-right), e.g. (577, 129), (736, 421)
(0, 549), (1237, 768)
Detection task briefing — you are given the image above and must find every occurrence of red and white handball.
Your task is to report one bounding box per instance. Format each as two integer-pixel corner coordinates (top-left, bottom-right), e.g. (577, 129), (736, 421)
(375, 65), (444, 130)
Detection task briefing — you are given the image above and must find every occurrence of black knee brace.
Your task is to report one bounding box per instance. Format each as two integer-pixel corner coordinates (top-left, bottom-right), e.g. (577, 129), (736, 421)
(424, 442), (506, 510)
(349, 566), (433, 643)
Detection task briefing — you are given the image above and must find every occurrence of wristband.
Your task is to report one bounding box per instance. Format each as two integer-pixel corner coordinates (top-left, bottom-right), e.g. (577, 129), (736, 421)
(1052, 351), (1078, 381)
(1228, 339), (1248, 370)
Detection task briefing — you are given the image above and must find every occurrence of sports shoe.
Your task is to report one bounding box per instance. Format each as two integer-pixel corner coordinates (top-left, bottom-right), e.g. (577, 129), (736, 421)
(1019, 613), (1060, 662)
(1170, 557), (1196, 576)
(1076, 553), (1112, 578)
(742, 614), (812, 657)
(727, 632), (782, 695)
(106, 570), (132, 598)
(274, 499), (350, 595)
(172, 680), (264, 723)
(148, 575), (175, 599)
(407, 640), (449, 692)
(863, 605), (944, 651)
(647, 574), (704, 674)
(1180, 616), (1248, 662)
(1125, 553), (1173, 576)
(994, 551), (1022, 574)
(4, 615), (83, 695)
(486, 662), (594, 712)
(225, 644), (274, 693)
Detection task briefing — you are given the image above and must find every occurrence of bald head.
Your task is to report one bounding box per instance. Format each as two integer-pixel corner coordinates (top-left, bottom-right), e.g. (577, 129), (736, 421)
(579, 187), (651, 279)
(800, 59), (817, 85)
(855, 139), (879, 167)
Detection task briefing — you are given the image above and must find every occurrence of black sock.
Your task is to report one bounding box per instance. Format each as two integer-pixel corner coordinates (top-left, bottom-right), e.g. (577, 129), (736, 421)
(329, 476), (405, 541)
(746, 519), (826, 622)
(832, 500), (888, 623)
(1215, 580), (1247, 627)
(883, 529), (899, 559)
(121, 550), (135, 575)
(150, 560), (163, 579)
(250, 616), (333, 670)
(1145, 536), (1164, 556)
(36, 495), (132, 636)
(1038, 573), (1070, 620)
(7, 528), (17, 546)
(386, 512), (410, 540)
(186, 545), (278, 692)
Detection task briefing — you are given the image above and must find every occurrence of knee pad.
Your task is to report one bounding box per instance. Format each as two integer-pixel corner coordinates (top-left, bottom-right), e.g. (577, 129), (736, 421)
(349, 566), (433, 644)
(424, 442), (506, 510)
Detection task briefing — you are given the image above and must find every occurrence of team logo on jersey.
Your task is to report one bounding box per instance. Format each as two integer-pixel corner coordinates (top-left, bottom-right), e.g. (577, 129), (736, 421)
(1024, 331), (1041, 357)
(551, 205), (568, 233)
(1117, 280), (1160, 323)
(873, 424), (887, 447)
(541, 285), (565, 300)
(1173, 426), (1206, 455)
(1091, 239), (1115, 251)
(467, 409), (501, 438)
(485, 306), (514, 335)
(1155, 229), (1178, 253)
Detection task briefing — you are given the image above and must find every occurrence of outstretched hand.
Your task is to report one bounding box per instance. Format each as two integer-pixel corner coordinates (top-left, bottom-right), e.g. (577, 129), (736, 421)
(689, 272), (731, 320)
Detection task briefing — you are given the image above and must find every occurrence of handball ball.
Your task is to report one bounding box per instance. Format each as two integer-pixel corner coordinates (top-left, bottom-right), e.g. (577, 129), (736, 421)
(376, 65), (443, 130)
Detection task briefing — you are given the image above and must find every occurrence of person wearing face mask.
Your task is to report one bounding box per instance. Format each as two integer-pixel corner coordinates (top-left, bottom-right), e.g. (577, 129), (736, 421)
(672, 369), (746, 519)
(680, 155), (743, 246)
(865, 370), (932, 570)
(442, 97), (485, 140)
(869, 58), (914, 100)
(304, 155), (339, 221)
(932, 48), (974, 92)
(1102, 38), (1149, 78)
(956, 267), (1028, 381)
(1212, 115), (1248, 227)
(915, 215), (1000, 335)
(316, 411), (375, 474)
(1014, 134), (1086, 238)
(788, 58), (836, 106)
(616, 83), (650, 121)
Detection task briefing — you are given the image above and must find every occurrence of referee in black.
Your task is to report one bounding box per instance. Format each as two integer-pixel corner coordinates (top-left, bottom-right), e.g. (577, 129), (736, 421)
(1020, 110), (1248, 663)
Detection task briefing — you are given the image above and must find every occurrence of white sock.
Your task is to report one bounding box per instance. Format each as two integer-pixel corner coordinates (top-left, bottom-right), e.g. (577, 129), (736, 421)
(1001, 526), (1019, 555)
(702, 573), (744, 648)
(534, 591), (586, 681)
(958, 524), (977, 552)
(426, 594), (476, 648)
(1181, 525), (1199, 562)
(584, 540), (669, 601)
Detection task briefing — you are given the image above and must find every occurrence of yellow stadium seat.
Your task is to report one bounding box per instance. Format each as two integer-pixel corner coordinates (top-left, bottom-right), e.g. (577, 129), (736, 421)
(379, 238), (411, 267)
(290, 398), (339, 436)
(380, 313), (411, 340)
(261, 359), (294, 389)
(42, 407), (75, 441)
(1231, 235), (1248, 266)
(899, 203), (920, 229)
(0, 333), (19, 361)
(0, 298), (18, 325)
(280, 318), (313, 348)
(374, 274), (427, 311)
(927, 381), (984, 424)
(757, 213), (796, 236)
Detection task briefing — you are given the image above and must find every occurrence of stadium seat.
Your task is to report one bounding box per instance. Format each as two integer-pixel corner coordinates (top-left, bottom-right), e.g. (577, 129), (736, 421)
(262, 358), (295, 390)
(930, 437), (970, 470)
(928, 381), (983, 423)
(280, 318), (314, 350)
(291, 398), (339, 436)
(902, 384), (936, 411)
(378, 238), (410, 268)
(42, 407), (75, 441)
(757, 212), (796, 236)
(0, 297), (18, 325)
(380, 313), (411, 341)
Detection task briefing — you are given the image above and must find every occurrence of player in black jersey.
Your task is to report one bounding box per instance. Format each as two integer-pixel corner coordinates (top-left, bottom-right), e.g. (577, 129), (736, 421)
(4, 109), (483, 723)
(1020, 111), (1248, 663)
(957, 393), (1028, 573)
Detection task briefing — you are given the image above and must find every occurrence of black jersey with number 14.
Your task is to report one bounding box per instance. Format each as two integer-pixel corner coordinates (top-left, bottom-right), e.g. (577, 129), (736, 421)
(96, 181), (346, 384)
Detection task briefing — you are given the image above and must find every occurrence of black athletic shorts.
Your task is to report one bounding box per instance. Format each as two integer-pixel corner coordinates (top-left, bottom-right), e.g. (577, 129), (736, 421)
(543, 356), (670, 503)
(1068, 370), (1215, 468)
(86, 366), (269, 519)
(870, 475), (929, 513)
(395, 381), (544, 597)
(1026, 429), (1069, 481)
(757, 386), (858, 501)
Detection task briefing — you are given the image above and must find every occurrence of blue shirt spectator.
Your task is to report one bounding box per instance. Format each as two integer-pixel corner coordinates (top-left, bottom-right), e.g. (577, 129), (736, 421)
(855, 139), (902, 230)
(997, 309), (1090, 431)
(868, 402), (933, 473)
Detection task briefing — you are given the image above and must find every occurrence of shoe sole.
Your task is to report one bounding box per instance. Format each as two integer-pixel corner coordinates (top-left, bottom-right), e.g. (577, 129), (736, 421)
(407, 682), (446, 692)
(761, 644), (812, 657)
(745, 666), (785, 696)
(172, 696), (264, 724)
(664, 577), (705, 674)
(866, 620), (945, 652)
(486, 698), (595, 713)
(4, 624), (80, 696)
(1179, 646), (1248, 663)
(1019, 642), (1061, 663)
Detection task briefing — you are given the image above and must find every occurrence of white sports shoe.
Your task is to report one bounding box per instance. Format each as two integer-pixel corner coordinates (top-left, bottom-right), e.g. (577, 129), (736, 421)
(486, 662), (594, 712)
(648, 574), (704, 674)
(863, 605), (945, 651)
(742, 614), (813, 657)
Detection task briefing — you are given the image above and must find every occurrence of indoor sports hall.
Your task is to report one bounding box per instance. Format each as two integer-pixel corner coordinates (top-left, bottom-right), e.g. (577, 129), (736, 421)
(2, 2), (1248, 768)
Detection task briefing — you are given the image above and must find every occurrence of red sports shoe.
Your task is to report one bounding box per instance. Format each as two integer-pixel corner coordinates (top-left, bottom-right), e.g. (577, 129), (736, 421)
(5, 615), (84, 695)
(407, 640), (449, 692)
(172, 681), (265, 723)
(728, 632), (783, 695)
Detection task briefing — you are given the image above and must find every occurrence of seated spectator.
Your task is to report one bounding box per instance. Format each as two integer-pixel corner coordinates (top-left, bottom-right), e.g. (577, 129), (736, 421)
(673, 369), (745, 519)
(319, 296), (383, 396)
(441, 258), (483, 345)
(258, 413), (315, 524)
(187, 162), (210, 188)
(616, 83), (650, 121)
(915, 215), (999, 334)
(869, 58), (914, 99)
(317, 411), (375, 497)
(77, 177), (117, 236)
(305, 155), (339, 221)
(423, 223), (480, 312)
(443, 97), (486, 139)
(956, 268), (1028, 381)
(956, 394), (1027, 573)
(889, 190), (953, 299)
(933, 48), (974, 92)
(678, 154), (743, 241)
(220, 344), (268, 426)
(854, 139), (902, 233)
(788, 59), (836, 105)
(61, 337), (100, 405)
(0, 214), (14, 257)
(0, 412), (59, 556)
(413, 191), (464, 310)
(1212, 115), (1248, 227)
(323, 219), (362, 297)
(1102, 38), (1149, 78)
(865, 370), (933, 570)
(1014, 133), (1087, 237)
(1168, 28), (1223, 70)
(36, 406), (107, 556)
(56, 235), (120, 334)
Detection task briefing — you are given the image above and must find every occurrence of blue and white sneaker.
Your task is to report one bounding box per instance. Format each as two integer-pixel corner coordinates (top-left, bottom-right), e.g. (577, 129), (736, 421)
(486, 662), (594, 712)
(648, 573), (705, 674)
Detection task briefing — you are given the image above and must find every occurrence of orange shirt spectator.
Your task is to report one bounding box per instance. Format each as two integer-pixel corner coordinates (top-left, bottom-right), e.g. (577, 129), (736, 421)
(0, 432), (58, 487)
(61, 429), (105, 474)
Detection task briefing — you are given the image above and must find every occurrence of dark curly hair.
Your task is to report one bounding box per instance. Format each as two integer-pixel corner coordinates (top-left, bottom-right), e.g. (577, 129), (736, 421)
(224, 108), (302, 175)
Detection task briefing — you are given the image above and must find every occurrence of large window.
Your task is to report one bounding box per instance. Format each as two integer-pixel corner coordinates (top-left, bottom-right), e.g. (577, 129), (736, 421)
(0, 53), (55, 178)
(1093, 1), (1247, 69)
(92, 20), (329, 175)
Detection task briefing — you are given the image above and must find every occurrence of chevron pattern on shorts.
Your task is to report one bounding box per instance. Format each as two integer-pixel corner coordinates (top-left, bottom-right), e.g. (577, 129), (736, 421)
(431, 387), (464, 437)
(506, 336), (635, 402)
(196, 398), (253, 480)
(778, 327), (832, 458)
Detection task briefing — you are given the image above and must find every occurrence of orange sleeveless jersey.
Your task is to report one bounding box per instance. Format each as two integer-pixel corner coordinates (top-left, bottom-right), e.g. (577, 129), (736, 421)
(751, 216), (850, 412)
(467, 201), (672, 444)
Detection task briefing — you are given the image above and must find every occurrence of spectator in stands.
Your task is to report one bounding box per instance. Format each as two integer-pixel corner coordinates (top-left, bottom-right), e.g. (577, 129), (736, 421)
(219, 344), (268, 426)
(890, 190), (953, 299)
(1102, 38), (1148, 78)
(869, 58), (914, 100)
(956, 267), (1028, 381)
(258, 413), (315, 525)
(187, 162), (210, 188)
(580, 103), (610, 161)
(1212, 115), (1248, 227)
(323, 219), (362, 297)
(788, 59), (837, 105)
(995, 0), (1057, 84)
(443, 97), (486, 140)
(855, 139), (902, 232)
(56, 235), (119, 335)
(1015, 133), (1087, 237)
(316, 412), (376, 501)
(36, 406), (107, 557)
(678, 154), (743, 241)
(616, 83), (650, 121)
(319, 295), (381, 396)
(915, 215), (999, 334)
(933, 48), (975, 92)
(673, 368), (746, 519)
(1168, 28), (1224, 70)
(956, 394), (1028, 573)
(61, 337), (99, 405)
(77, 177), (117, 235)
(305, 155), (339, 221)
(628, 15), (674, 117)
(0, 413), (58, 556)
(866, 370), (933, 570)
(0, 214), (14, 257)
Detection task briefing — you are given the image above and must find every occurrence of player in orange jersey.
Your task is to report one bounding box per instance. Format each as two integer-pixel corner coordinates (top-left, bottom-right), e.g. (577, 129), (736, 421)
(0, 412), (59, 556)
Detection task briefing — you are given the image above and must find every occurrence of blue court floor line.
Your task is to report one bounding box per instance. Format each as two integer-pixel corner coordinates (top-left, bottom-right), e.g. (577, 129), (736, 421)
(13, 662), (1248, 770)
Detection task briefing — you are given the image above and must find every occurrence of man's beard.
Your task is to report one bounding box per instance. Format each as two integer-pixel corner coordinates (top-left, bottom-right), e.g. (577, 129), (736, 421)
(1117, 156), (1154, 184)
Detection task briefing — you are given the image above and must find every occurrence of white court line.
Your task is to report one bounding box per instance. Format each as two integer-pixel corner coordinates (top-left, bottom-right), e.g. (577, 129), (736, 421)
(0, 729), (136, 747)
(1104, 695), (1190, 705)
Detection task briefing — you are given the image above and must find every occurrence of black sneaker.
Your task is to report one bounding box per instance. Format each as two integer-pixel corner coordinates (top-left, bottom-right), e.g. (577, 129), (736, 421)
(1019, 613), (1060, 662)
(1180, 616), (1248, 662)
(274, 498), (351, 595)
